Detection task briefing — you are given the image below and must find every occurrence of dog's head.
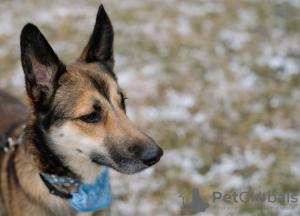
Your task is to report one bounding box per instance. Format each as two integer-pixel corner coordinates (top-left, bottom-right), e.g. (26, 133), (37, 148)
(20, 5), (163, 181)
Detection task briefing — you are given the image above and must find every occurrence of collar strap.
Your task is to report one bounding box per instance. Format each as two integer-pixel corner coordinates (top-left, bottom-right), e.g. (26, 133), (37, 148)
(41, 173), (82, 187)
(40, 174), (73, 199)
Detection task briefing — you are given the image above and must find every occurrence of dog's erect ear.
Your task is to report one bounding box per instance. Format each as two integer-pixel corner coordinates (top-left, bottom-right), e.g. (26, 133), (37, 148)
(78, 5), (114, 70)
(20, 24), (65, 108)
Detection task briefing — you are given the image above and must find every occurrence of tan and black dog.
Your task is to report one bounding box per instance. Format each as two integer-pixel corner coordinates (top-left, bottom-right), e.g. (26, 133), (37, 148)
(0, 4), (163, 216)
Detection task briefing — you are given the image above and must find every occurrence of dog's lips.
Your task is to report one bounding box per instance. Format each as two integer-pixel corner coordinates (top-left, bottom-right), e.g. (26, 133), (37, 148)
(78, 150), (116, 169)
(90, 153), (148, 174)
(90, 153), (113, 167)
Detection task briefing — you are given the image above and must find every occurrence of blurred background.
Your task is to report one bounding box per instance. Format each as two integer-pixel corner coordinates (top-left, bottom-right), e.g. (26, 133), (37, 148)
(0, 0), (300, 215)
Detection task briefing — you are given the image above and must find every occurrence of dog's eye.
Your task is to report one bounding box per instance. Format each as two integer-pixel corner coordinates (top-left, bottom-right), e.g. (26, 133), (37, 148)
(81, 113), (98, 123)
(83, 114), (94, 121)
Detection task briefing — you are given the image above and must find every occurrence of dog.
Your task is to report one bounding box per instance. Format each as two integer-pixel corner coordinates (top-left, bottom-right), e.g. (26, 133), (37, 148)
(0, 4), (163, 216)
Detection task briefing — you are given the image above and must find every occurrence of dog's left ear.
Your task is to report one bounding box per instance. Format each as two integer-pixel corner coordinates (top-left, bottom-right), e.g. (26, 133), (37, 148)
(78, 5), (114, 70)
(20, 24), (65, 108)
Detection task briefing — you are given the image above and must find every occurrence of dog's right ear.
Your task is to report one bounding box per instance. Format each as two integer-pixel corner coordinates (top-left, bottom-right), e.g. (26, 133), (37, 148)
(20, 24), (65, 110)
(78, 5), (114, 70)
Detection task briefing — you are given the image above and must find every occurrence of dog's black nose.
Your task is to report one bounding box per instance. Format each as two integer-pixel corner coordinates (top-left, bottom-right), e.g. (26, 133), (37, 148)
(141, 145), (163, 166)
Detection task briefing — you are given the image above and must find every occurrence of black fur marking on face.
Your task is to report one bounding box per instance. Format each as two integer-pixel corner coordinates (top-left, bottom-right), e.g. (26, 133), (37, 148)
(43, 105), (69, 129)
(93, 99), (102, 111)
(108, 144), (132, 165)
(127, 145), (142, 156)
(101, 63), (117, 81)
(86, 73), (111, 103)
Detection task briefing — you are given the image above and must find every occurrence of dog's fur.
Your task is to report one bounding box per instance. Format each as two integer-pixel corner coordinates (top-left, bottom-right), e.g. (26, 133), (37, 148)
(0, 5), (163, 216)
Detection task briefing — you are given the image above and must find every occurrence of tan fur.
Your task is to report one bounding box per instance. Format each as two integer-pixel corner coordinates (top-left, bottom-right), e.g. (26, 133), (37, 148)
(0, 5), (162, 215)
(0, 95), (110, 216)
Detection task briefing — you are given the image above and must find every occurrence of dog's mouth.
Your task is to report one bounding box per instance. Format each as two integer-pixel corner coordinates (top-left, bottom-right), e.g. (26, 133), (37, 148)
(89, 153), (148, 174)
(89, 146), (163, 175)
(90, 153), (115, 169)
(76, 137), (163, 175)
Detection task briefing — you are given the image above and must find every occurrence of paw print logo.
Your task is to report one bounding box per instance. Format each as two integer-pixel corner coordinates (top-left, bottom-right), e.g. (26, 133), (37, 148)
(255, 192), (266, 202)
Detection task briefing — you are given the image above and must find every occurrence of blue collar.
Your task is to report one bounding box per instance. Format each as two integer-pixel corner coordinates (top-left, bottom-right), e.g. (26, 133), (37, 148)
(41, 168), (113, 212)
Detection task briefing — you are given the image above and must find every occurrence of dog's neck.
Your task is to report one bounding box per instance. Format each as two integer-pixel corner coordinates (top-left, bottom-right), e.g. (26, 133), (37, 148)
(24, 113), (80, 181)
(13, 144), (76, 214)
